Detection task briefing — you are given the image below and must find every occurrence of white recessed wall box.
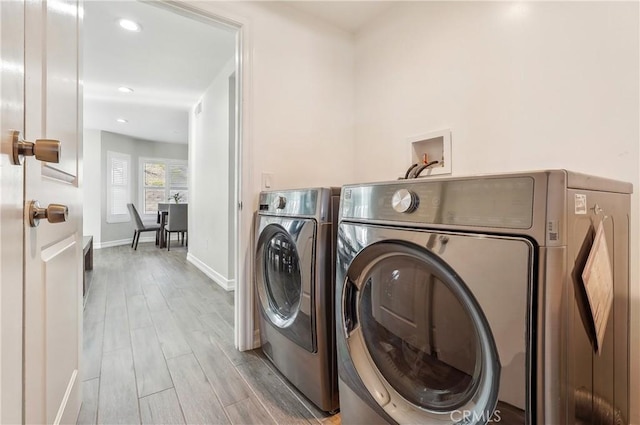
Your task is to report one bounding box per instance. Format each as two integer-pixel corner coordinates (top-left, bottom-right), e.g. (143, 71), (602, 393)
(408, 129), (452, 177)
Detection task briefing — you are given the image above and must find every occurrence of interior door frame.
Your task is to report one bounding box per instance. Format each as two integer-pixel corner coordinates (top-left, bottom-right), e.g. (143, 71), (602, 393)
(154, 1), (254, 350)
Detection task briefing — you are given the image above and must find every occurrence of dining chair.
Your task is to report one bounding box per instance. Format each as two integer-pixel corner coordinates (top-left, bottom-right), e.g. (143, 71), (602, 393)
(164, 204), (188, 251)
(127, 203), (161, 250)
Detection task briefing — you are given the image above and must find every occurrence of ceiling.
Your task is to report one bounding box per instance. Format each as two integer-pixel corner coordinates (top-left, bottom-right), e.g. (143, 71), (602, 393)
(83, 1), (236, 144)
(286, 1), (396, 33)
(83, 1), (394, 145)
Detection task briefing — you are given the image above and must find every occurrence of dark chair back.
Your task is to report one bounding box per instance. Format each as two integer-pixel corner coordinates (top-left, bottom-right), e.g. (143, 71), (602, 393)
(127, 203), (145, 231)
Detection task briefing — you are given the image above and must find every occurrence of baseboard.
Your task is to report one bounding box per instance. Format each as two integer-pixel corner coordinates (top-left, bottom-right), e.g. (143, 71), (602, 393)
(95, 238), (131, 249)
(186, 253), (236, 292)
(53, 368), (78, 424)
(253, 328), (261, 348)
(95, 236), (156, 249)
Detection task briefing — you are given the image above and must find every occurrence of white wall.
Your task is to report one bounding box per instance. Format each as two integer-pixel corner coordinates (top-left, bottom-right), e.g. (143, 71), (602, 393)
(184, 1), (357, 345)
(354, 1), (639, 421)
(247, 3), (356, 190)
(192, 1), (356, 191)
(83, 129), (102, 244)
(189, 59), (235, 288)
(355, 2), (638, 183)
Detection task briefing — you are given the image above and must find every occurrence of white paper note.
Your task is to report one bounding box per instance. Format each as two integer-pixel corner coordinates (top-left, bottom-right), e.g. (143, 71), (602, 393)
(581, 221), (614, 354)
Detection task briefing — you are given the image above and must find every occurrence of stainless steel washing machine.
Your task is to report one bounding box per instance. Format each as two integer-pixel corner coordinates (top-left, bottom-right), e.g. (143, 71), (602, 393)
(336, 170), (631, 425)
(255, 187), (340, 412)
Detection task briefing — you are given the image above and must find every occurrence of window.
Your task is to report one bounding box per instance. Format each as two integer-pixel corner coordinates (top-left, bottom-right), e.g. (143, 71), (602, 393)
(140, 158), (188, 215)
(106, 151), (131, 223)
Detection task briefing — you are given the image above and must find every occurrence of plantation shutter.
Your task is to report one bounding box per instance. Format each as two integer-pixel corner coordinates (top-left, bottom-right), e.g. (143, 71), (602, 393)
(107, 151), (131, 223)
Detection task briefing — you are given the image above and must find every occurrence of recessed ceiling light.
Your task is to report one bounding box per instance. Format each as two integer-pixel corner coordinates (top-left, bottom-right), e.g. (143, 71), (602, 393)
(116, 118), (128, 123)
(118, 86), (134, 93)
(118, 19), (141, 32)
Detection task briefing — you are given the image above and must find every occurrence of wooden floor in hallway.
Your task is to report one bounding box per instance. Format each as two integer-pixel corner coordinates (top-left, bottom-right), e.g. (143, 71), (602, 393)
(78, 242), (341, 425)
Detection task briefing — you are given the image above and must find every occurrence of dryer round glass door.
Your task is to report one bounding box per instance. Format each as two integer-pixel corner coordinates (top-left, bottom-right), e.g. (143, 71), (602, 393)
(257, 225), (303, 327)
(342, 242), (500, 424)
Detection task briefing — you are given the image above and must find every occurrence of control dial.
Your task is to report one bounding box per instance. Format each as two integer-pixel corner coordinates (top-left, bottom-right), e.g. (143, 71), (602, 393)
(391, 189), (418, 213)
(272, 196), (287, 210)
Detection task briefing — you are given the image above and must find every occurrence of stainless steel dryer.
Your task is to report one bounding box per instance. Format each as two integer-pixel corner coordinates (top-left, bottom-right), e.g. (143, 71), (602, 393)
(335, 170), (631, 425)
(255, 187), (340, 412)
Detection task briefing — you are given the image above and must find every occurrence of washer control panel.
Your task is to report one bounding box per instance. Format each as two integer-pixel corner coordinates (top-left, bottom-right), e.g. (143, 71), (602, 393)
(341, 176), (535, 229)
(258, 189), (320, 217)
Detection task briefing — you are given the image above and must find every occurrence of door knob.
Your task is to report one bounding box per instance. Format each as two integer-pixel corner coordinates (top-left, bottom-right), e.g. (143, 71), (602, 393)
(11, 130), (61, 165)
(27, 200), (68, 227)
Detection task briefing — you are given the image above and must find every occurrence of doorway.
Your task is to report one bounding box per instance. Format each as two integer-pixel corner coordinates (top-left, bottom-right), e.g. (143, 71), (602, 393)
(81, 0), (250, 363)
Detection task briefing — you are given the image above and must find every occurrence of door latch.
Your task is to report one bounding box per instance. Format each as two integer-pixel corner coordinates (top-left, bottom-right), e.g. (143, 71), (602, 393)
(27, 200), (68, 227)
(11, 130), (61, 165)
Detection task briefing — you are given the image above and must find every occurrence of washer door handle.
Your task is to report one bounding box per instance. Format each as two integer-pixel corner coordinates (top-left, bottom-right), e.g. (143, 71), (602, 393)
(343, 278), (359, 336)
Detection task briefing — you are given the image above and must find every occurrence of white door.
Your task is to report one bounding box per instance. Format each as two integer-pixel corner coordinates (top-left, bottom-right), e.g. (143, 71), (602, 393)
(0, 0), (27, 423)
(1, 0), (83, 423)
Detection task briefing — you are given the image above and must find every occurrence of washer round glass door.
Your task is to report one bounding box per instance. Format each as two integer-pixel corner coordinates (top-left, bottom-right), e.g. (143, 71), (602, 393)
(342, 241), (500, 424)
(255, 219), (317, 353)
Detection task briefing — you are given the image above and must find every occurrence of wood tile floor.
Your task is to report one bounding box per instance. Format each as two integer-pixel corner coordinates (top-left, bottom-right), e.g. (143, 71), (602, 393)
(78, 242), (341, 425)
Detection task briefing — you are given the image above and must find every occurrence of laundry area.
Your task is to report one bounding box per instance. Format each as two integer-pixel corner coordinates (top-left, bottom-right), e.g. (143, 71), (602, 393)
(2, 1), (638, 425)
(246, 2), (639, 425)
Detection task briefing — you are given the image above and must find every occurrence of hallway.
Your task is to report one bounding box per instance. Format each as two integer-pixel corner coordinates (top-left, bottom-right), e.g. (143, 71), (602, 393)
(77, 243), (340, 424)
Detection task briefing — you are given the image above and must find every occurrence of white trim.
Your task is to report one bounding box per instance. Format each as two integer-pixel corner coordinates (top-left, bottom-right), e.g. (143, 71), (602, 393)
(52, 369), (77, 425)
(187, 253), (236, 291)
(95, 233), (187, 250)
(95, 238), (133, 249)
(253, 329), (261, 348)
(232, 6), (256, 353)
(94, 236), (155, 249)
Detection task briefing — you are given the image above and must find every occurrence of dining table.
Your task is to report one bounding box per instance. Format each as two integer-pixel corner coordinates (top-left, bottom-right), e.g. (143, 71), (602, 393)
(157, 203), (170, 248)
